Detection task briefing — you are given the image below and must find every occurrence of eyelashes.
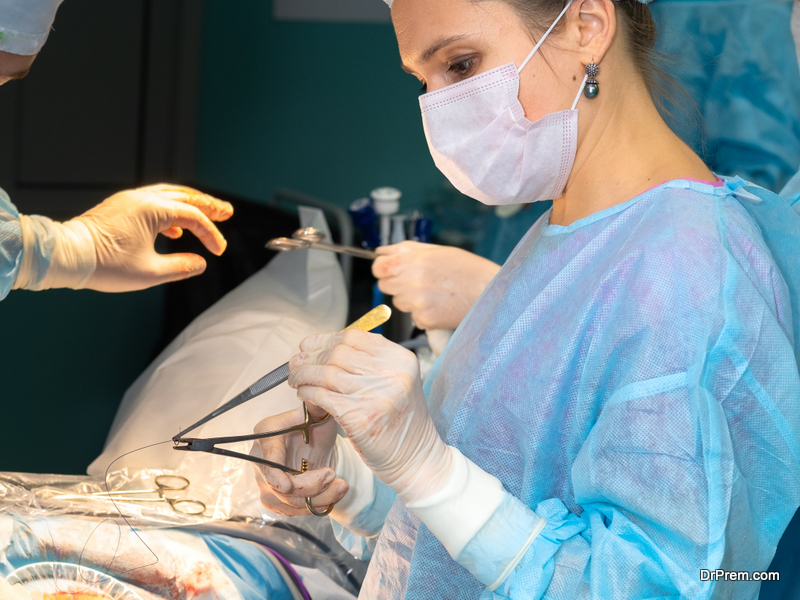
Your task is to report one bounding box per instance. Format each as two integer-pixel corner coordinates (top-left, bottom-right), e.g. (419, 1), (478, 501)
(415, 54), (480, 95)
(447, 56), (476, 79)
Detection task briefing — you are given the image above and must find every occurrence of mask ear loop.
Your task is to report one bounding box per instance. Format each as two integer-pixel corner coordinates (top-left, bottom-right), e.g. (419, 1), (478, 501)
(572, 73), (589, 109)
(518, 0), (574, 73)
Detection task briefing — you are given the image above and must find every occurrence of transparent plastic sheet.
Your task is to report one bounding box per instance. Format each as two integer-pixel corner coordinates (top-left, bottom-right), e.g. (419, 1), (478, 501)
(0, 468), (365, 596)
(0, 470), (219, 527)
(0, 512), (255, 599)
(4, 563), (149, 600)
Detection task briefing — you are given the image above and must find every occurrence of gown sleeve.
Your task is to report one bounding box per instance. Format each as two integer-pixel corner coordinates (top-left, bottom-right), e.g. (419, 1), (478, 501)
(448, 258), (800, 599)
(0, 187), (24, 300)
(0, 187), (69, 298)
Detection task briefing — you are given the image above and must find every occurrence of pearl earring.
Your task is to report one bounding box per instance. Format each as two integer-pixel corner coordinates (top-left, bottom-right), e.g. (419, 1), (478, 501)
(584, 63), (600, 99)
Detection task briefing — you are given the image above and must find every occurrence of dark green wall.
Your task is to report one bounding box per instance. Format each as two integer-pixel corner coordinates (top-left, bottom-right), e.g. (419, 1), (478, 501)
(194, 0), (445, 211)
(0, 288), (163, 473)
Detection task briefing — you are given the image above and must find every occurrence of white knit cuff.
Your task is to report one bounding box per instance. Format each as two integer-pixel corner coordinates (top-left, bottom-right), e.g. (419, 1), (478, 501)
(403, 446), (505, 560)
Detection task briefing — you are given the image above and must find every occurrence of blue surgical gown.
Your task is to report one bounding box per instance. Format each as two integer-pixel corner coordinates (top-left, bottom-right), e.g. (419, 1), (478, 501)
(350, 178), (800, 599)
(0, 187), (24, 300)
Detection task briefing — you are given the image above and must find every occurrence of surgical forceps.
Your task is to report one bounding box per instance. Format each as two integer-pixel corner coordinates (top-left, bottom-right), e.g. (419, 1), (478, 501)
(56, 475), (206, 516)
(266, 227), (378, 260)
(172, 305), (392, 516)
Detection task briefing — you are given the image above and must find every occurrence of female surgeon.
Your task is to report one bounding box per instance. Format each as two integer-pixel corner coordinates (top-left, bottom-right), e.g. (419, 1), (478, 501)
(0, 0), (232, 300)
(253, 0), (800, 597)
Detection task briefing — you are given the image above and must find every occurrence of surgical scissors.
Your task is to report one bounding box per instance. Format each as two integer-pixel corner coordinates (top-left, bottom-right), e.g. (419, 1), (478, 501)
(266, 227), (378, 260)
(172, 305), (392, 516)
(57, 475), (206, 516)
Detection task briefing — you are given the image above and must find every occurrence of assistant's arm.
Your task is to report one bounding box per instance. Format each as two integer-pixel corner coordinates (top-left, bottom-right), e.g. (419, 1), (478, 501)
(0, 184), (232, 301)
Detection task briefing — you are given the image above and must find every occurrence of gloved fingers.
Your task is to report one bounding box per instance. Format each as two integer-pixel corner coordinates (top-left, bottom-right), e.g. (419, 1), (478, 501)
(147, 253), (207, 283)
(323, 343), (386, 376)
(288, 363), (364, 395)
(168, 202), (228, 255)
(372, 241), (425, 278)
(373, 254), (409, 279)
(272, 477), (349, 509)
(252, 466), (310, 517)
(257, 490), (310, 517)
(302, 345), (388, 378)
(294, 385), (351, 422)
(254, 425), (335, 496)
(259, 459), (337, 498)
(297, 332), (338, 355)
(374, 240), (423, 256)
(340, 329), (405, 356)
(162, 226), (184, 240)
(375, 273), (406, 296)
(141, 184), (234, 222)
(380, 286), (417, 313)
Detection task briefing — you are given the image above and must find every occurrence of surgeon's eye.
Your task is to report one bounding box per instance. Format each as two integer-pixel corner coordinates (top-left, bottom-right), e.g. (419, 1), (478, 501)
(447, 56), (477, 80)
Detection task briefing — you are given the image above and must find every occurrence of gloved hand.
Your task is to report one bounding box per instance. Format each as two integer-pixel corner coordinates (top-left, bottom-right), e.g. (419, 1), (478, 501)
(13, 184), (233, 293)
(288, 330), (508, 560)
(251, 404), (347, 517)
(372, 241), (500, 330)
(288, 330), (452, 504)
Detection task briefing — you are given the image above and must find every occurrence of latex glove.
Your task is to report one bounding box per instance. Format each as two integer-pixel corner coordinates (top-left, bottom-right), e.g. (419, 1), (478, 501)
(251, 404), (347, 517)
(288, 330), (452, 503)
(288, 330), (506, 558)
(13, 184), (233, 293)
(372, 241), (500, 331)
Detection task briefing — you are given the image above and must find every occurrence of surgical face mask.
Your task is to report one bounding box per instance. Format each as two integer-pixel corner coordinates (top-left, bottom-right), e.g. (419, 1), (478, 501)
(419, 1), (586, 206)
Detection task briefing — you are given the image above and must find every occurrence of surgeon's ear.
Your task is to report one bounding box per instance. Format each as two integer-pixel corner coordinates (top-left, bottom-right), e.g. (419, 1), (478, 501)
(575, 0), (616, 64)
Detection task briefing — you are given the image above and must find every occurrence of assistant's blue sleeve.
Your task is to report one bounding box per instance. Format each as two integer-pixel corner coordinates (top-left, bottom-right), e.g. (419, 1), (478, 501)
(331, 478), (396, 560)
(0, 187), (24, 300)
(456, 287), (800, 598)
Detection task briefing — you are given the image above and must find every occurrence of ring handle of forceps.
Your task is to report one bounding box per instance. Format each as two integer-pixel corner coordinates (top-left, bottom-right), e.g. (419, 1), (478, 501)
(296, 402), (337, 517)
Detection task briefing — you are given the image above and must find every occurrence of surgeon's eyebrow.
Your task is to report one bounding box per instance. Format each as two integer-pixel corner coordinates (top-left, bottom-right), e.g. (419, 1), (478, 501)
(401, 33), (472, 73)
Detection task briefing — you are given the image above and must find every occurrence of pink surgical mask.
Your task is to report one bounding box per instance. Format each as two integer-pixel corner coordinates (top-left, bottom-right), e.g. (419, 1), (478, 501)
(419, 1), (587, 206)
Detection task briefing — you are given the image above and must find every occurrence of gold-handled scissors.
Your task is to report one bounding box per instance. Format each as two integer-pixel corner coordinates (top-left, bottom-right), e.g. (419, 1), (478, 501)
(172, 305), (392, 516)
(266, 227), (378, 260)
(55, 475), (206, 516)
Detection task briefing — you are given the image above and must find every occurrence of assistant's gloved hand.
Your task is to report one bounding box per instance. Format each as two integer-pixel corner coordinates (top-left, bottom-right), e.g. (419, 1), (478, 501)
(372, 241), (500, 331)
(251, 404), (346, 517)
(13, 184), (233, 293)
(288, 330), (507, 559)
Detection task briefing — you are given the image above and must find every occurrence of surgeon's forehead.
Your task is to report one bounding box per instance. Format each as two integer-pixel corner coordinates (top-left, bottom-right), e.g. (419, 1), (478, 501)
(393, 0), (518, 66)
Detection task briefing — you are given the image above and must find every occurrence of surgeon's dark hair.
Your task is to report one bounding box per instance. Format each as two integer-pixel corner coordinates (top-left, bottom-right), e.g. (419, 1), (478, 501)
(477, 0), (678, 113)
